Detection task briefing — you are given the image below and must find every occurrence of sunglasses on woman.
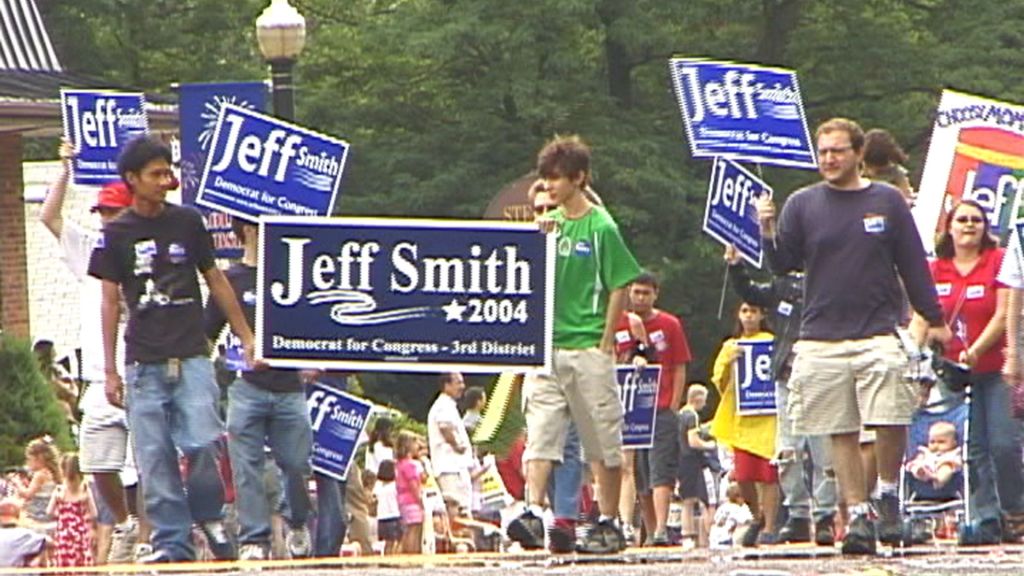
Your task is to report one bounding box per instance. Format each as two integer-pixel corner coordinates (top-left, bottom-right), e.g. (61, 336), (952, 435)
(954, 215), (985, 224)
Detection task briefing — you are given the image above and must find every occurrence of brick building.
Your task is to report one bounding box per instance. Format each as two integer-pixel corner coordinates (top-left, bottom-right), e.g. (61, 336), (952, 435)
(1, 0), (175, 358)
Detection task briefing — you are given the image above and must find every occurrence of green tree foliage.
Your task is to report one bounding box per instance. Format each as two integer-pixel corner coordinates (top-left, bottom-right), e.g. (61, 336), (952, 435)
(35, 0), (1024, 417)
(41, 0), (267, 89)
(0, 336), (75, 468)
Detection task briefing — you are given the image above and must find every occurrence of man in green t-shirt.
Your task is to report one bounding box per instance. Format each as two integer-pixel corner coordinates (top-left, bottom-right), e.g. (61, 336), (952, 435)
(507, 135), (641, 554)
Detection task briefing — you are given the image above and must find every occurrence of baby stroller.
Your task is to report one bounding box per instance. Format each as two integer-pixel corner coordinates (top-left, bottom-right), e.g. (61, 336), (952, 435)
(897, 355), (971, 546)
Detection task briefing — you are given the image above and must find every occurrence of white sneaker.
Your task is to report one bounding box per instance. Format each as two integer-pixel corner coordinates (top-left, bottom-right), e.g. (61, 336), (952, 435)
(137, 547), (173, 564)
(286, 525), (311, 558)
(239, 543), (268, 561)
(108, 517), (139, 563)
(133, 543), (153, 562)
(622, 523), (636, 546)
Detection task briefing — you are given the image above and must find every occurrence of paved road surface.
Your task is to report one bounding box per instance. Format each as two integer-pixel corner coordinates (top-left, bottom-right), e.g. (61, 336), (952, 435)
(10, 544), (1024, 576)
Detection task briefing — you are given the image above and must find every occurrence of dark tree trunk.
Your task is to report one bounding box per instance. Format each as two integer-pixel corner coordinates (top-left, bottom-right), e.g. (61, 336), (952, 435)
(606, 36), (633, 108)
(597, 0), (633, 109)
(757, 0), (802, 65)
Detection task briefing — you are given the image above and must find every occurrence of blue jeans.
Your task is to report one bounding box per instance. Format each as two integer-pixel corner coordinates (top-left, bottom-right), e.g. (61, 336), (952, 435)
(313, 473), (347, 557)
(227, 379), (312, 545)
(548, 424), (582, 520)
(125, 357), (226, 561)
(968, 372), (1024, 523)
(776, 380), (836, 521)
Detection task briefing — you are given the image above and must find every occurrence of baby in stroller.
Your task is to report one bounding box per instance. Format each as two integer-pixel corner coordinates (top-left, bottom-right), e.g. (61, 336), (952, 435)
(905, 421), (963, 490)
(900, 399), (969, 544)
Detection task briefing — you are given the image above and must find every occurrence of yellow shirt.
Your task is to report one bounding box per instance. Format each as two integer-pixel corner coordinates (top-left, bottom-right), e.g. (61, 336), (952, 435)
(709, 331), (776, 460)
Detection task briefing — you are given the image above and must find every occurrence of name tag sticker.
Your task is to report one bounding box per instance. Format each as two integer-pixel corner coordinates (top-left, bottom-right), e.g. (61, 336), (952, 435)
(614, 330), (632, 344)
(966, 284), (985, 299)
(935, 283), (952, 297)
(863, 215), (886, 234)
(777, 300), (793, 317)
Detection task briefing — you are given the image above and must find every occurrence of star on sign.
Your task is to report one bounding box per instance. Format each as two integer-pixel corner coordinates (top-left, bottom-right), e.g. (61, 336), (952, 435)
(442, 299), (468, 322)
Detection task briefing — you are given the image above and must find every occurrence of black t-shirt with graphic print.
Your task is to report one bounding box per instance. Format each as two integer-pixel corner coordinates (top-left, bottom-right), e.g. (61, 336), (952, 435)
(88, 203), (215, 363)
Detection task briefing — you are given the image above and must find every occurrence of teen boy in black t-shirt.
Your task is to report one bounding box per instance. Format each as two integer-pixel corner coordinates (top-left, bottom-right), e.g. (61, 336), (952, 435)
(89, 135), (255, 563)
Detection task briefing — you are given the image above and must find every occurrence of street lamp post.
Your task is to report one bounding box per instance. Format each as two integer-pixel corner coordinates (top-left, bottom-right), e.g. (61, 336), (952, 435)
(256, 0), (307, 121)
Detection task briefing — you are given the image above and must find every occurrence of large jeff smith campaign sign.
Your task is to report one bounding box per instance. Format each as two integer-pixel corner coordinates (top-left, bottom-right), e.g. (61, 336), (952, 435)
(257, 217), (555, 373)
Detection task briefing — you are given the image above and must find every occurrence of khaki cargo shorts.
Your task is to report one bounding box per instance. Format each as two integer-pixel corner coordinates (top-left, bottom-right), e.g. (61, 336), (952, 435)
(522, 348), (624, 467)
(787, 335), (914, 436)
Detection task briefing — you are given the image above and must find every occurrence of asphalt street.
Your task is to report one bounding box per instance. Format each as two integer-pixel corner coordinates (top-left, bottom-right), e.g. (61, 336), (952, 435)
(8, 545), (1024, 576)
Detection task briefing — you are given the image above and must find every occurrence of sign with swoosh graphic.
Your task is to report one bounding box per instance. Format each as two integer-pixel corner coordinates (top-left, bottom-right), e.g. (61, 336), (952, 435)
(257, 216), (555, 373)
(197, 104), (349, 222)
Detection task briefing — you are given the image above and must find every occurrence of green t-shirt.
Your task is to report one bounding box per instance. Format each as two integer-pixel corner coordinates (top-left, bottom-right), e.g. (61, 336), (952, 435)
(551, 205), (641, 348)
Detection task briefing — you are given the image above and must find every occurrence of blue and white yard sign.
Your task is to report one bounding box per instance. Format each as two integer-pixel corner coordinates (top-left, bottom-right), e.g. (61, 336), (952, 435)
(703, 157), (774, 268)
(669, 58), (817, 169)
(735, 340), (776, 415)
(179, 82), (267, 259)
(307, 383), (373, 481)
(257, 217), (555, 373)
(617, 365), (661, 449)
(61, 89), (148, 185)
(197, 104), (349, 222)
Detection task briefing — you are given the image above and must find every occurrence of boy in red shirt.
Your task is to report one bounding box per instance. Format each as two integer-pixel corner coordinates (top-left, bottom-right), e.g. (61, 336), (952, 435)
(614, 271), (691, 544)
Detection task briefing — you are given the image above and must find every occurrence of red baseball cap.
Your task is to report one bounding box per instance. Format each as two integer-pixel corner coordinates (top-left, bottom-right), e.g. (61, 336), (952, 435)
(91, 181), (133, 212)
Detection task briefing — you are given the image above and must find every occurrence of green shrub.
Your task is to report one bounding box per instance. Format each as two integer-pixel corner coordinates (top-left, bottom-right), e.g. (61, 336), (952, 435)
(0, 334), (75, 467)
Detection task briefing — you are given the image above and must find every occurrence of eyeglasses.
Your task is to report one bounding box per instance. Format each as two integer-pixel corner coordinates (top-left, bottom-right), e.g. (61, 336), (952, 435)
(954, 215), (985, 224)
(817, 146), (853, 156)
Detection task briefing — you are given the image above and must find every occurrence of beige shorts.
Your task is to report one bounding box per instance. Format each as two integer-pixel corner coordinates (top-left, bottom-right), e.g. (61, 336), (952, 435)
(522, 348), (623, 467)
(787, 335), (914, 436)
(437, 471), (472, 512)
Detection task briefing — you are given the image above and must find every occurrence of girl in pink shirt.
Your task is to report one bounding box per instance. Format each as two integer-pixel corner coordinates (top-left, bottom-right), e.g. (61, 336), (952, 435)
(395, 431), (425, 553)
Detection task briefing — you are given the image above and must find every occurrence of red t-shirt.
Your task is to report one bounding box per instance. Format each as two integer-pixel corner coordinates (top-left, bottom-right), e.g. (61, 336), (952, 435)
(930, 248), (1007, 374)
(614, 310), (692, 410)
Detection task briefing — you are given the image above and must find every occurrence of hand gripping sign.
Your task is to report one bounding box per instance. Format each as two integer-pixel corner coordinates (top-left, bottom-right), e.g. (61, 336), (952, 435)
(61, 89), (149, 185)
(306, 383), (373, 481)
(734, 340), (776, 416)
(258, 216), (555, 373)
(197, 104), (349, 221)
(617, 365), (661, 449)
(669, 58), (817, 170)
(703, 157), (773, 268)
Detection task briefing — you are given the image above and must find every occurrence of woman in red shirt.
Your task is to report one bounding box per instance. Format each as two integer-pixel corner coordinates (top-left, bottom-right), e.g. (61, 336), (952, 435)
(913, 199), (1024, 543)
